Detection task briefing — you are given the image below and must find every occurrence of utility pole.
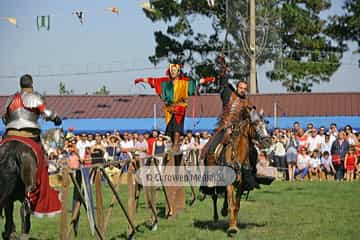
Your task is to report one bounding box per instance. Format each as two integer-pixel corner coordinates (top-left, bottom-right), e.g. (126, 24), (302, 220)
(249, 0), (257, 94)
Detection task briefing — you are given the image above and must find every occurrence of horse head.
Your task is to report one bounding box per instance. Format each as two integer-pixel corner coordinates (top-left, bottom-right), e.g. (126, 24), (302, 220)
(249, 108), (271, 148)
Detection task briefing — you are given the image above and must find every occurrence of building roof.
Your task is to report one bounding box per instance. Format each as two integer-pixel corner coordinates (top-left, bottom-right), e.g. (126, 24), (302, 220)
(0, 92), (359, 119)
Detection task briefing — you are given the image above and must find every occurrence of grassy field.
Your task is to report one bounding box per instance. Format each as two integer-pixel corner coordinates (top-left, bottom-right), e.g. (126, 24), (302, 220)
(1, 181), (360, 240)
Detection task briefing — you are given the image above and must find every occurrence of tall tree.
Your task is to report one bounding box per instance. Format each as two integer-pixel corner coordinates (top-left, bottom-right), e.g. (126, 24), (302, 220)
(268, 1), (344, 92)
(58, 81), (74, 95)
(327, 0), (360, 58)
(93, 85), (110, 96)
(143, 0), (343, 92)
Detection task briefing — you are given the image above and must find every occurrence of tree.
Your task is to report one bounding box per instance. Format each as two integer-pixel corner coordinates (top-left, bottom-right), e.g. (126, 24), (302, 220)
(93, 85), (110, 96)
(143, 0), (343, 92)
(327, 0), (360, 61)
(58, 81), (74, 95)
(267, 1), (344, 92)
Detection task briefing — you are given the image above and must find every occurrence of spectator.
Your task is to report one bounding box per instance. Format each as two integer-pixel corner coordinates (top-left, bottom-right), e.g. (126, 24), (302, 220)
(293, 121), (300, 134)
(269, 135), (287, 176)
(344, 125), (357, 145)
(320, 134), (332, 155)
(186, 131), (195, 144)
(295, 147), (310, 181)
(307, 128), (322, 152)
(328, 123), (338, 144)
(91, 133), (106, 164)
(320, 151), (335, 180)
(200, 131), (211, 145)
(134, 133), (148, 155)
(309, 149), (321, 180)
(83, 146), (92, 166)
(76, 133), (91, 159)
(104, 164), (121, 185)
(147, 130), (159, 155)
(344, 147), (357, 182)
(87, 133), (96, 147)
(286, 133), (298, 181)
(331, 131), (350, 180)
(106, 135), (121, 161)
(306, 123), (314, 135)
(318, 126), (326, 146)
(296, 128), (309, 151)
(256, 151), (277, 178)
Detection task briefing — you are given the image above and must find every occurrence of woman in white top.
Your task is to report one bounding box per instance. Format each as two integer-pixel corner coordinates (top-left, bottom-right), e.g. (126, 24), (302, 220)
(309, 149), (321, 180)
(295, 147), (310, 180)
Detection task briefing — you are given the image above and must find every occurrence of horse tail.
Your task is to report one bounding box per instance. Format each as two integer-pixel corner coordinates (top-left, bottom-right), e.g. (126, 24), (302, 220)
(0, 142), (21, 206)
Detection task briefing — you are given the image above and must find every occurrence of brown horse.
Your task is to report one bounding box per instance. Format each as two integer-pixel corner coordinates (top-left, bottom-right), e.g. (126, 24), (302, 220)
(0, 128), (64, 240)
(201, 107), (271, 234)
(224, 108), (271, 234)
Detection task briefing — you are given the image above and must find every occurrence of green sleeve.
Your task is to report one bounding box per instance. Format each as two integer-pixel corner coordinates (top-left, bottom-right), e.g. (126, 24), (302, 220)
(188, 78), (199, 96)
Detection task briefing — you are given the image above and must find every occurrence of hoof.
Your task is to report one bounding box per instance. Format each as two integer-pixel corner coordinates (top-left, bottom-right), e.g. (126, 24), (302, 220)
(227, 226), (239, 235)
(20, 234), (29, 240)
(151, 223), (158, 231)
(221, 208), (228, 217)
(213, 215), (219, 222)
(128, 232), (136, 240)
(189, 197), (196, 206)
(198, 193), (206, 202)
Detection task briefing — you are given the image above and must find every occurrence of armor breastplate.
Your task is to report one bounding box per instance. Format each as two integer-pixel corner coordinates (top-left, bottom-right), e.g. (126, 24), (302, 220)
(5, 92), (42, 130)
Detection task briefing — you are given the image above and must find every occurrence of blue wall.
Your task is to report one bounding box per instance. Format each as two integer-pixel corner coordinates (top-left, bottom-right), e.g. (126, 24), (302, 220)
(1, 116), (359, 134)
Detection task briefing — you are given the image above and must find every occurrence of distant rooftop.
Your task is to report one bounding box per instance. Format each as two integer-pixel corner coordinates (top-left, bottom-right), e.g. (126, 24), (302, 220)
(1, 92), (359, 118)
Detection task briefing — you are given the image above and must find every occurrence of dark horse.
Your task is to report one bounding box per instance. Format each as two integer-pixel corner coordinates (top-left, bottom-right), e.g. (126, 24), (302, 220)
(202, 106), (271, 235)
(0, 128), (64, 240)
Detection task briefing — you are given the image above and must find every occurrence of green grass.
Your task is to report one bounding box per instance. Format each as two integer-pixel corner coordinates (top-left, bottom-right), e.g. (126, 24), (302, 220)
(1, 181), (360, 239)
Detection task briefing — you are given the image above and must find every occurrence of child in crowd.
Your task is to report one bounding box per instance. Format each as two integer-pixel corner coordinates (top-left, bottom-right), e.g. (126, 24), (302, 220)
(344, 147), (357, 182)
(309, 149), (321, 180)
(295, 147), (310, 181)
(320, 151), (335, 180)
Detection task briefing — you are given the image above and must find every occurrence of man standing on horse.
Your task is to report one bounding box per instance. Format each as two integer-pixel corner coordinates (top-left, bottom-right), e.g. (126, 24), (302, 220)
(2, 74), (62, 140)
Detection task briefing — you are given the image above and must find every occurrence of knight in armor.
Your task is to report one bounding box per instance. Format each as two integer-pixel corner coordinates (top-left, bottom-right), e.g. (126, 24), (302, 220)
(201, 56), (259, 191)
(2, 74), (62, 141)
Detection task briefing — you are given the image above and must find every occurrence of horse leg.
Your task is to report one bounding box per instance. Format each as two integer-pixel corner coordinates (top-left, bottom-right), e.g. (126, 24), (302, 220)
(211, 193), (219, 222)
(221, 191), (228, 217)
(2, 201), (16, 240)
(232, 190), (242, 231)
(226, 184), (239, 235)
(20, 198), (31, 239)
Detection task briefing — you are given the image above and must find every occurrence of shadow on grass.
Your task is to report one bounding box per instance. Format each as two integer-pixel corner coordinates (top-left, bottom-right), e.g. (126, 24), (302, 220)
(259, 190), (281, 194)
(193, 219), (266, 232)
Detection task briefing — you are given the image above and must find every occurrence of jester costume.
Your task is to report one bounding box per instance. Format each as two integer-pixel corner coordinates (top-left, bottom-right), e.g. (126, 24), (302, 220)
(135, 64), (214, 217)
(135, 64), (214, 140)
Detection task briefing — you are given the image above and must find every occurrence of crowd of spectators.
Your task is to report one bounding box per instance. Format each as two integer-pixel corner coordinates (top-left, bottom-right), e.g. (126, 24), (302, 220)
(260, 122), (360, 182)
(44, 122), (360, 184)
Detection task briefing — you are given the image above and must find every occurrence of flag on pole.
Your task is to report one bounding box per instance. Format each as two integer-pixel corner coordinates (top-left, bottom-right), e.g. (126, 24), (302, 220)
(73, 11), (84, 24)
(80, 167), (96, 235)
(105, 7), (119, 15)
(37, 16), (50, 31)
(4, 17), (17, 26)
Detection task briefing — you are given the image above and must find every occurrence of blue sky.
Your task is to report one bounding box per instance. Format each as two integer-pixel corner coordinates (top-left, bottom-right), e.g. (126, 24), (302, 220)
(0, 0), (359, 95)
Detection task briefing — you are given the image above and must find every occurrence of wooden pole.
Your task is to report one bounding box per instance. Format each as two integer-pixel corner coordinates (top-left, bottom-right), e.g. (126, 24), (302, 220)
(95, 169), (105, 236)
(249, 0), (257, 94)
(60, 168), (69, 240)
(69, 172), (104, 240)
(99, 168), (136, 236)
